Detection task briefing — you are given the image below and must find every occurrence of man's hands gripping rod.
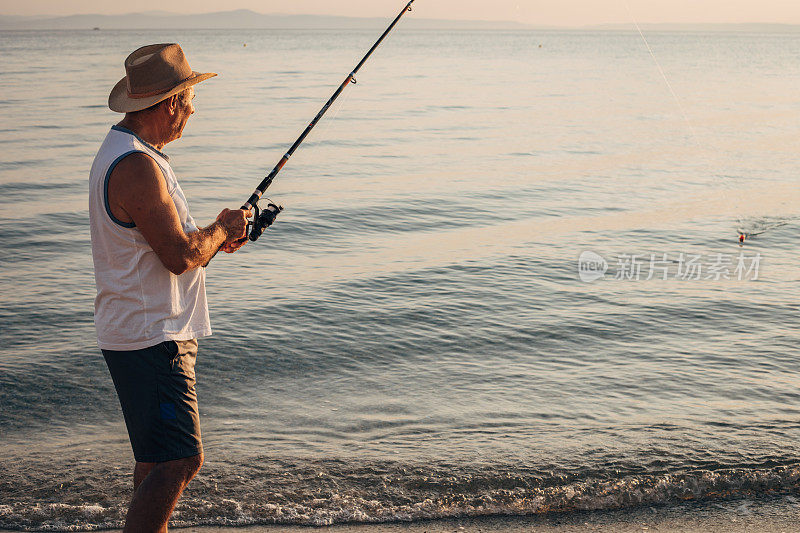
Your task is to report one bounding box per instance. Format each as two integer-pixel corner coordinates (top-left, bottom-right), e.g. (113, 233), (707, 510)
(216, 201), (283, 254)
(216, 208), (252, 254)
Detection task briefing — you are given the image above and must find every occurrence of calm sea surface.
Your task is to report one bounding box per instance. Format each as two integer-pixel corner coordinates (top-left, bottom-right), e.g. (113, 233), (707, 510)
(1, 27), (799, 529)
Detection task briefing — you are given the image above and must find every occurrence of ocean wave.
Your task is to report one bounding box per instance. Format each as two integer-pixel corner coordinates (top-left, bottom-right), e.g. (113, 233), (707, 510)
(2, 457), (799, 530)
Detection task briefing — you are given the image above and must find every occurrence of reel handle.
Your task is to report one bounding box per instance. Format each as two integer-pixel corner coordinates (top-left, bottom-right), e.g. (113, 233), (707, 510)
(248, 202), (283, 242)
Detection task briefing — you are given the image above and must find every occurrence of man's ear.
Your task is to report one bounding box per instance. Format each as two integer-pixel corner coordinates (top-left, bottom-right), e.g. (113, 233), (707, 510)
(165, 94), (179, 116)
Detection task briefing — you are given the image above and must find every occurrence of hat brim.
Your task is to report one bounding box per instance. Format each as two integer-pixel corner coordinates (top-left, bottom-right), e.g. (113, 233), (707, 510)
(108, 71), (217, 113)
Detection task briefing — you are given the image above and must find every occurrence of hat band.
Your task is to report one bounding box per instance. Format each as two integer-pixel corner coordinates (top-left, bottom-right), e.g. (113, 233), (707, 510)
(127, 73), (195, 99)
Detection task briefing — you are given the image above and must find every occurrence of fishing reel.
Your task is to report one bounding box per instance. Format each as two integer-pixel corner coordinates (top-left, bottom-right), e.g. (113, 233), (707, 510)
(248, 201), (283, 242)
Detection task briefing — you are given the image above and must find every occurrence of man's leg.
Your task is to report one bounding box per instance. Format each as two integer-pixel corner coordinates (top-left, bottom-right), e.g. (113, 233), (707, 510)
(124, 453), (204, 533)
(104, 340), (203, 531)
(133, 462), (155, 491)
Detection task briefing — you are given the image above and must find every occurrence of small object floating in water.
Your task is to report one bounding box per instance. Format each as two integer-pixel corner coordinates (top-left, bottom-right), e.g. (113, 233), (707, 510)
(243, 43), (247, 47)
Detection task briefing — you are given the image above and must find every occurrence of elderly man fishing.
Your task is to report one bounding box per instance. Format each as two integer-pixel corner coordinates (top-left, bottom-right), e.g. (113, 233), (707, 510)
(89, 43), (249, 531)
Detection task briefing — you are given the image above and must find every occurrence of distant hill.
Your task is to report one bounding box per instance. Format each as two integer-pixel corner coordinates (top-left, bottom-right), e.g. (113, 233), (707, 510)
(588, 22), (800, 32)
(0, 9), (532, 30)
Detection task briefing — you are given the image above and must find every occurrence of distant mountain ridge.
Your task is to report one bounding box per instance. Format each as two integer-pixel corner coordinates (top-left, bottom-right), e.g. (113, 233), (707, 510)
(589, 22), (800, 32)
(0, 9), (532, 30)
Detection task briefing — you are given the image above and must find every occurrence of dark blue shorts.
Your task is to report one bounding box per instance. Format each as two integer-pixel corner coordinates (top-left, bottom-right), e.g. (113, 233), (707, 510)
(102, 339), (202, 463)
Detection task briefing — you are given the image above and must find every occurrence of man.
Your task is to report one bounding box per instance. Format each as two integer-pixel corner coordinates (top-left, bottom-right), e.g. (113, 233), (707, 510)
(88, 43), (249, 532)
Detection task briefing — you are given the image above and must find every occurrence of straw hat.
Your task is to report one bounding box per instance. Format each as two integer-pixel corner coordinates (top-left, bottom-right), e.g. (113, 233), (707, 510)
(109, 43), (216, 113)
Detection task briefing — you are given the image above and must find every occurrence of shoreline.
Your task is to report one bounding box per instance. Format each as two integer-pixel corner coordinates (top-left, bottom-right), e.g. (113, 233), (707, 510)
(1, 489), (799, 531)
(182, 497), (799, 533)
(137, 495), (800, 533)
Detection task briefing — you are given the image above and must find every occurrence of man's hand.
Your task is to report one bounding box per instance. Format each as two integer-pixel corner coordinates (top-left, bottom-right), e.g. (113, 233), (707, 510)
(216, 208), (252, 243)
(220, 238), (248, 254)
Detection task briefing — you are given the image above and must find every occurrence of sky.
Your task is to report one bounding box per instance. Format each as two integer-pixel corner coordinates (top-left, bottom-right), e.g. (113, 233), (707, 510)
(3, 0), (800, 26)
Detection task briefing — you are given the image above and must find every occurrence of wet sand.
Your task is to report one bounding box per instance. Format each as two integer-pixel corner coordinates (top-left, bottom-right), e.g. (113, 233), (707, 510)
(179, 495), (800, 533)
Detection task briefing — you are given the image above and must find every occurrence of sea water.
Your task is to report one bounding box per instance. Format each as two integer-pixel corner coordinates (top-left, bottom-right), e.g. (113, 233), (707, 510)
(1, 27), (799, 529)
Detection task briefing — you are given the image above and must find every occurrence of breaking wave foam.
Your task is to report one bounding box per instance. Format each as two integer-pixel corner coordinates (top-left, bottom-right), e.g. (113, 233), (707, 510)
(2, 458), (800, 530)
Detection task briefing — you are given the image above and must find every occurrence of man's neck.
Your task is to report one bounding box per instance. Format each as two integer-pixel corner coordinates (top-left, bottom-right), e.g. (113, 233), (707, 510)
(117, 118), (166, 150)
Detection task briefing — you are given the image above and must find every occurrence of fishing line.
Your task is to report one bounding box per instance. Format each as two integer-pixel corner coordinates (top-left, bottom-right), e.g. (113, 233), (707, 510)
(623, 1), (763, 242)
(310, 79), (355, 148)
(624, 2), (699, 146)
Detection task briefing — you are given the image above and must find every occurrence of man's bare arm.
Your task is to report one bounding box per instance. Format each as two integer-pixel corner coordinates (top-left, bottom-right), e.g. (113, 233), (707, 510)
(107, 153), (249, 275)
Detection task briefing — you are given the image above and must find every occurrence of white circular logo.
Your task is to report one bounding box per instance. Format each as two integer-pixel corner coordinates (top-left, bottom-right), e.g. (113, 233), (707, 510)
(578, 251), (608, 283)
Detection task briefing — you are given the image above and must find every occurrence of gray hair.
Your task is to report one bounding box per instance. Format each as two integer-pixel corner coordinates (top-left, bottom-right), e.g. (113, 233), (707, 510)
(129, 88), (192, 117)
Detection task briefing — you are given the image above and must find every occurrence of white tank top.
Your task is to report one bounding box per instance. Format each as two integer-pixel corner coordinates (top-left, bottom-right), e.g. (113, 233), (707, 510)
(89, 125), (212, 350)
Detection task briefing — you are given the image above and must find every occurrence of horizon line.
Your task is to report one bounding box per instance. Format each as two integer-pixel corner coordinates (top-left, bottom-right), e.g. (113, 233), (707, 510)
(1, 10), (800, 28)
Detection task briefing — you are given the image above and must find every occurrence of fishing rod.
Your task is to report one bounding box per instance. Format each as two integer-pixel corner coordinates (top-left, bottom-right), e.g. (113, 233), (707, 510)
(241, 0), (416, 242)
